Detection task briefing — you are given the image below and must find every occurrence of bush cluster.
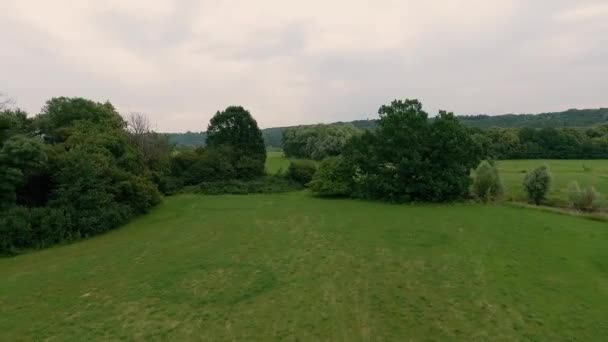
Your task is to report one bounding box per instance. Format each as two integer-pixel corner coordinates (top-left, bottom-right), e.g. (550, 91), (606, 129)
(287, 160), (317, 185)
(198, 176), (302, 195)
(1, 98), (161, 254)
(309, 156), (354, 196)
(163, 107), (267, 191)
(310, 99), (484, 202)
(567, 181), (604, 212)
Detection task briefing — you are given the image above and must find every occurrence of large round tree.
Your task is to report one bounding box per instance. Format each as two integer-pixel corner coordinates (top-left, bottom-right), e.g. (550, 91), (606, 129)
(206, 106), (266, 179)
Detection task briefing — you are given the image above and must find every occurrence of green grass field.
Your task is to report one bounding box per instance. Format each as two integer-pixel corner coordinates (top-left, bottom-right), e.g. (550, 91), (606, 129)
(1, 193), (608, 340)
(497, 160), (608, 203)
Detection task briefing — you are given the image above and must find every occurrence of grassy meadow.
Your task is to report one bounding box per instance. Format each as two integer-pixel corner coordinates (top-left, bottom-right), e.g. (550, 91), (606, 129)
(497, 159), (608, 203)
(1, 153), (608, 340)
(1, 193), (608, 340)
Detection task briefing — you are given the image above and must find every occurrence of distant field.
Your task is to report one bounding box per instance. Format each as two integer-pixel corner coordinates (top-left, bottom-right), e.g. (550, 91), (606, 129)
(497, 160), (608, 203)
(267, 153), (608, 204)
(1, 193), (607, 340)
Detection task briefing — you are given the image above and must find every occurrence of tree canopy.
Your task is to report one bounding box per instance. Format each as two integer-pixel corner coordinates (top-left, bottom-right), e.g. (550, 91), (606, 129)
(1, 97), (162, 254)
(206, 106), (266, 178)
(282, 124), (360, 160)
(311, 99), (484, 202)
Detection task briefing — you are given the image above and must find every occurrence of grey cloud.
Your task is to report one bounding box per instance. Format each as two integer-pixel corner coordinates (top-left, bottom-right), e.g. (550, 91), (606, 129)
(191, 20), (311, 62)
(1, 1), (607, 132)
(94, 0), (200, 53)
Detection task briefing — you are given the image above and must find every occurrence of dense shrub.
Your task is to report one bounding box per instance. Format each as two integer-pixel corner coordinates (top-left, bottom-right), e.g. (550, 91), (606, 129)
(198, 176), (301, 195)
(523, 165), (552, 205)
(330, 100), (484, 202)
(567, 181), (604, 212)
(287, 160), (317, 185)
(0, 207), (31, 254)
(309, 156), (353, 196)
(168, 106), (268, 187)
(0, 97), (163, 255)
(472, 160), (503, 202)
(194, 146), (238, 181)
(234, 155), (266, 180)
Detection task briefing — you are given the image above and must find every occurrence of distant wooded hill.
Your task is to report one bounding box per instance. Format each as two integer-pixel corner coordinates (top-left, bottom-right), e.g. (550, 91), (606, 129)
(166, 108), (608, 148)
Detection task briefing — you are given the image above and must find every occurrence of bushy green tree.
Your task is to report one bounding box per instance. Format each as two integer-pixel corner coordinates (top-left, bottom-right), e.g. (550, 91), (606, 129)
(337, 99), (483, 202)
(37, 97), (125, 143)
(309, 156), (353, 196)
(523, 165), (552, 205)
(1, 109), (32, 144)
(207, 106), (265, 178)
(472, 160), (503, 202)
(1, 97), (165, 254)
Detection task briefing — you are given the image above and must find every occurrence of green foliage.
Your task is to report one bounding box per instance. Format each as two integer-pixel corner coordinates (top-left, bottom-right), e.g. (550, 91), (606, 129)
(282, 124), (360, 160)
(523, 165), (552, 205)
(567, 181), (604, 212)
(0, 207), (31, 254)
(0, 97), (162, 254)
(339, 100), (484, 202)
(193, 146), (238, 182)
(235, 155), (266, 180)
(168, 145), (239, 187)
(476, 125), (608, 160)
(309, 156), (353, 196)
(0, 135), (48, 208)
(472, 160), (503, 202)
(287, 160), (317, 185)
(198, 176), (301, 195)
(0, 109), (32, 144)
(37, 97), (125, 143)
(164, 107), (269, 189)
(207, 106), (266, 178)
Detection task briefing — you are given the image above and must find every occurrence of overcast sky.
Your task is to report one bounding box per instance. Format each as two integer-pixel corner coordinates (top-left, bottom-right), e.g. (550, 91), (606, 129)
(2, 1), (607, 132)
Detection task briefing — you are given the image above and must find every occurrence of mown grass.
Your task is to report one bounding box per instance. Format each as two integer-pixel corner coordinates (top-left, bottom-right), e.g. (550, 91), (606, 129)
(1, 193), (608, 340)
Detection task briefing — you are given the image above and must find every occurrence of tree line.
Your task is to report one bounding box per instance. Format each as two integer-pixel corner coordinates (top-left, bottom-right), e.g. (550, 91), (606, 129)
(168, 107), (608, 156)
(283, 120), (608, 161)
(0, 97), (273, 254)
(472, 126), (608, 159)
(3, 94), (606, 254)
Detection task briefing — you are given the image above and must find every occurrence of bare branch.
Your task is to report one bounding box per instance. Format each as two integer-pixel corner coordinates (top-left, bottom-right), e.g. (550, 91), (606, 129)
(126, 112), (151, 136)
